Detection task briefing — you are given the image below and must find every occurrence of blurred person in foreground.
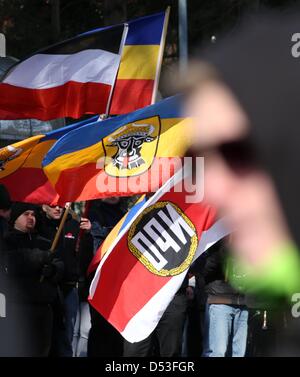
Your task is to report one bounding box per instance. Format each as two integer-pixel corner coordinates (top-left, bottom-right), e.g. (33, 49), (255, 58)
(183, 7), (300, 355)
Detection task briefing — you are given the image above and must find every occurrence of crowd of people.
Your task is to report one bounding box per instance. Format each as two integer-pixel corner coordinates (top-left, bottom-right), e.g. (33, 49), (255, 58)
(0, 183), (297, 357)
(2, 5), (300, 358)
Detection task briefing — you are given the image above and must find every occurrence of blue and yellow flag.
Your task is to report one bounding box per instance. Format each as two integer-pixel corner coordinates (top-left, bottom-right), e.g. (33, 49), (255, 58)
(42, 96), (192, 203)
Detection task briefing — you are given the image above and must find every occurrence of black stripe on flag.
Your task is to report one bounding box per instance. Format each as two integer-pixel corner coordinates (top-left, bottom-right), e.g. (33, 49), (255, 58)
(37, 24), (125, 55)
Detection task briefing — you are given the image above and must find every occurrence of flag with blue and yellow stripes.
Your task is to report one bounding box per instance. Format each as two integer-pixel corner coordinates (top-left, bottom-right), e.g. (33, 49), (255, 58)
(42, 95), (192, 203)
(110, 11), (167, 114)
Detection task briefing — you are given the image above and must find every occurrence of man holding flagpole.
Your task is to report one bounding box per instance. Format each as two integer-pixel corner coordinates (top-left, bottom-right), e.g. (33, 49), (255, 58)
(38, 204), (93, 357)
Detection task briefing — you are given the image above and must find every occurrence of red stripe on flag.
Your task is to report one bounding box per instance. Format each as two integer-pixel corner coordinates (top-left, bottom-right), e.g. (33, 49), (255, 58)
(0, 81), (111, 120)
(110, 79), (154, 114)
(91, 234), (172, 332)
(0, 167), (58, 204)
(54, 158), (179, 203)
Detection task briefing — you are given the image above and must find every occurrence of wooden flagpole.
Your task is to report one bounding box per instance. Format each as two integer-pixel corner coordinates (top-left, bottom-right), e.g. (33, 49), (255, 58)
(40, 203), (71, 282)
(49, 202), (71, 252)
(105, 23), (129, 118)
(151, 6), (171, 104)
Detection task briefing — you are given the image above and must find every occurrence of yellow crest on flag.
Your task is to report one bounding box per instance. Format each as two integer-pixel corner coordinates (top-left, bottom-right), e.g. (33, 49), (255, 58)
(102, 116), (161, 177)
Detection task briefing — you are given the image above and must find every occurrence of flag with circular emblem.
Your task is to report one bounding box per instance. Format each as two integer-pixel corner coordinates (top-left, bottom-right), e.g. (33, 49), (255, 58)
(88, 170), (230, 342)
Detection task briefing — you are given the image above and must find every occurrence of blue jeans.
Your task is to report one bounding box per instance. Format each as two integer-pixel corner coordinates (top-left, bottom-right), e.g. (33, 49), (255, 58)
(72, 301), (91, 357)
(202, 303), (248, 357)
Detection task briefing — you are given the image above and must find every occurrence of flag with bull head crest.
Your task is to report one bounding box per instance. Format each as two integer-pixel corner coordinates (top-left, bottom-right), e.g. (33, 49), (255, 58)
(42, 95), (192, 203)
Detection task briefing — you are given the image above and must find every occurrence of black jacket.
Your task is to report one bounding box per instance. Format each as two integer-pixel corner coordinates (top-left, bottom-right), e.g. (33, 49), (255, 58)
(38, 212), (93, 298)
(38, 213), (81, 283)
(89, 200), (125, 253)
(3, 229), (61, 304)
(0, 217), (8, 254)
(191, 241), (246, 306)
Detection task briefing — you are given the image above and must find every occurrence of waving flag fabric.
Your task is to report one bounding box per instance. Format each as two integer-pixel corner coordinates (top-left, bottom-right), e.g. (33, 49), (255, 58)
(88, 171), (230, 342)
(42, 95), (192, 203)
(0, 118), (95, 204)
(0, 25), (127, 121)
(88, 195), (147, 275)
(110, 11), (168, 114)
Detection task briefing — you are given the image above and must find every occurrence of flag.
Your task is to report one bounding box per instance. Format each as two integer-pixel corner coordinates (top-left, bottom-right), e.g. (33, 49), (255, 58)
(0, 117), (95, 204)
(88, 170), (230, 342)
(88, 195), (147, 275)
(42, 95), (193, 203)
(110, 11), (168, 114)
(0, 25), (127, 121)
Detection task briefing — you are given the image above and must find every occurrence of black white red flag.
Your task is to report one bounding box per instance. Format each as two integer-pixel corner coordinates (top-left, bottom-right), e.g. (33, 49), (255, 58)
(0, 25), (127, 120)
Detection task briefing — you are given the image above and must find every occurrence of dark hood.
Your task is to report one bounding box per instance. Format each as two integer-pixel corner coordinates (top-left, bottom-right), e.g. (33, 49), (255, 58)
(198, 6), (300, 247)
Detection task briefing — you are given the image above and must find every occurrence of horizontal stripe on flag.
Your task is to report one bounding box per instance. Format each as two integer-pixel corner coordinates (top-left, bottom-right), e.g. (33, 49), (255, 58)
(0, 167), (58, 204)
(42, 115), (99, 141)
(110, 79), (154, 114)
(4, 50), (120, 89)
(53, 158), (180, 203)
(43, 96), (183, 164)
(0, 81), (111, 120)
(33, 24), (125, 55)
(117, 45), (159, 80)
(125, 12), (165, 45)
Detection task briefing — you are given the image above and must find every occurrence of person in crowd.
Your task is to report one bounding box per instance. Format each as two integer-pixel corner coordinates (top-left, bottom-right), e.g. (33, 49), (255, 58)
(38, 204), (92, 357)
(191, 240), (248, 357)
(181, 273), (203, 357)
(72, 276), (92, 357)
(183, 6), (300, 355)
(72, 204), (95, 357)
(87, 197), (126, 357)
(2, 202), (63, 356)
